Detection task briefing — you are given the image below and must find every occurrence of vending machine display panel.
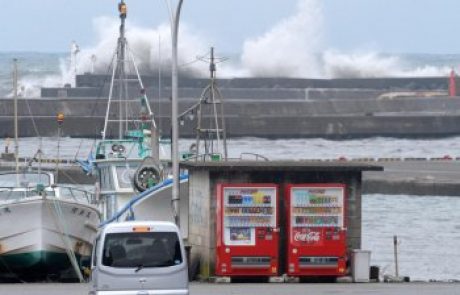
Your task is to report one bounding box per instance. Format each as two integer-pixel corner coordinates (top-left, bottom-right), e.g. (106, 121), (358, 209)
(216, 184), (279, 277)
(286, 184), (347, 277)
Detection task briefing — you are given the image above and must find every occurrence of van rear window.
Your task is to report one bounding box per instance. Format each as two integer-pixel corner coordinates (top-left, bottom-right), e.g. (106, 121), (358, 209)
(102, 232), (182, 268)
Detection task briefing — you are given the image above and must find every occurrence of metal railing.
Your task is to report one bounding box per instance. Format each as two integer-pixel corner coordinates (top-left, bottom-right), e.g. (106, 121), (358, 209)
(0, 186), (94, 204)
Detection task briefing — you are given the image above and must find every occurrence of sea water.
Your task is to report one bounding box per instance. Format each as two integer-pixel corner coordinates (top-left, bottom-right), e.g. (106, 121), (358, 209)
(363, 194), (460, 282)
(5, 136), (460, 161)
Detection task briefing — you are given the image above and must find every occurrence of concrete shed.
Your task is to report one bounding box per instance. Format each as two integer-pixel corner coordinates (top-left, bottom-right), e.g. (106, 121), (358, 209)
(180, 161), (383, 279)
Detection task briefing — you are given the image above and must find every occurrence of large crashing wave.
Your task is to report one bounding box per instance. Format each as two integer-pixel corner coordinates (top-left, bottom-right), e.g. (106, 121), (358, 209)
(15, 0), (453, 97)
(240, 0), (450, 79)
(70, 0), (453, 80)
(73, 17), (209, 78)
(240, 0), (323, 78)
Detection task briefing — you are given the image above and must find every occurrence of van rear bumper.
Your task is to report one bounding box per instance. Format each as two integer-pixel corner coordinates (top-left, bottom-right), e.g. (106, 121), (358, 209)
(90, 289), (189, 295)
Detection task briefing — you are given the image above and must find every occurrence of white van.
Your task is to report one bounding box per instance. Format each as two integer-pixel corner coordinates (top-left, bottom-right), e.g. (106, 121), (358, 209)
(89, 221), (189, 295)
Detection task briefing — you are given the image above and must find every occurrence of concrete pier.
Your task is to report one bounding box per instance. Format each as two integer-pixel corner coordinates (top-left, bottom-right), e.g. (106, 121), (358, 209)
(363, 160), (460, 196)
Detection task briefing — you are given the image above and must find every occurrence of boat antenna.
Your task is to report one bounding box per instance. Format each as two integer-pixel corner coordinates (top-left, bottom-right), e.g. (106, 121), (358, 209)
(13, 58), (19, 185)
(195, 47), (228, 160)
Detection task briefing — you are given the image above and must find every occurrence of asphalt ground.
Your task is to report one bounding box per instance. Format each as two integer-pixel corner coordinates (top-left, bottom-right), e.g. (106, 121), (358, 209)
(1, 283), (459, 295)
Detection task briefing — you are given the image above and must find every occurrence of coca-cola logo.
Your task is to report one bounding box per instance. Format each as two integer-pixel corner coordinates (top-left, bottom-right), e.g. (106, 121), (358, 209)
(294, 231), (320, 243)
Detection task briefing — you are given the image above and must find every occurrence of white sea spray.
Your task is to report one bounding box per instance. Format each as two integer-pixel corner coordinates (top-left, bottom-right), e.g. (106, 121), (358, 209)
(0, 0), (457, 97)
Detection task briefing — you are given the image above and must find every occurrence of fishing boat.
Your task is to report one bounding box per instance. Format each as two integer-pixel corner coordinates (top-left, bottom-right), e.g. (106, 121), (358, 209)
(0, 171), (99, 282)
(0, 61), (100, 282)
(83, 1), (235, 241)
(69, 0), (182, 230)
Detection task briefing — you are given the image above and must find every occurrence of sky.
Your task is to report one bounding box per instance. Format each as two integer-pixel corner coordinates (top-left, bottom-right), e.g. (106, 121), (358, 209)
(0, 0), (459, 54)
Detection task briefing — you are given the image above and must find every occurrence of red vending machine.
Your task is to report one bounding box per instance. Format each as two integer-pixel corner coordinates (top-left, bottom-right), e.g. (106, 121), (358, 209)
(286, 184), (347, 277)
(216, 184), (279, 277)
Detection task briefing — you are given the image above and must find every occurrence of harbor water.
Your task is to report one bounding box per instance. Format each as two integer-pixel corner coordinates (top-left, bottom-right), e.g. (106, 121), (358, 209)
(1, 136), (460, 281)
(5, 136), (460, 161)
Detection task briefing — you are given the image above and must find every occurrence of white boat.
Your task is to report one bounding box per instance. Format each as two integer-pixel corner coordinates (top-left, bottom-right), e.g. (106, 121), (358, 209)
(0, 171), (100, 281)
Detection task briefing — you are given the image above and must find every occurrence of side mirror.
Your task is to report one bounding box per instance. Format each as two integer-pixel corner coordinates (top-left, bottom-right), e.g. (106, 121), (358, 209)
(80, 256), (91, 269)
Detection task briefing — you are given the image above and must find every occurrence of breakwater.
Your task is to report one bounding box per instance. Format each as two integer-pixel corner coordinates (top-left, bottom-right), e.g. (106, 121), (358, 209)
(1, 96), (460, 138)
(1, 75), (458, 138)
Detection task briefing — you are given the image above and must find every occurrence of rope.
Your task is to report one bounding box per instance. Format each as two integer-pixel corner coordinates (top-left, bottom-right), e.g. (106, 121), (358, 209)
(74, 134), (97, 162)
(23, 84), (43, 173)
(46, 189), (85, 282)
(24, 98), (41, 138)
(74, 50), (117, 155)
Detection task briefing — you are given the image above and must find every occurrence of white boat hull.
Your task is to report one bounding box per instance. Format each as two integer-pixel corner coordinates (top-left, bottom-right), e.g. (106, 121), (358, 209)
(0, 197), (99, 280)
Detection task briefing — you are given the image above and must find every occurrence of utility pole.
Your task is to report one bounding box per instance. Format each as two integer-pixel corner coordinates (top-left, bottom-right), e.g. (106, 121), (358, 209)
(171, 0), (184, 228)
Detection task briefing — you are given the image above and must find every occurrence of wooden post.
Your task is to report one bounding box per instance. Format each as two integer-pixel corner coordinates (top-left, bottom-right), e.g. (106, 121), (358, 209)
(393, 235), (399, 278)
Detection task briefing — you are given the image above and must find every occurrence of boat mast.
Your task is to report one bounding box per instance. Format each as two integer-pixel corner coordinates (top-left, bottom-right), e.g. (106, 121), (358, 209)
(13, 59), (19, 184)
(118, 0), (127, 139)
(194, 47), (228, 160)
(101, 0), (128, 140)
(100, 0), (159, 157)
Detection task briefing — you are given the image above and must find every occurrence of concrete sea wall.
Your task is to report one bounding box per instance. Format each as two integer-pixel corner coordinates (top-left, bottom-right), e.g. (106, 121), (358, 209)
(1, 96), (460, 138)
